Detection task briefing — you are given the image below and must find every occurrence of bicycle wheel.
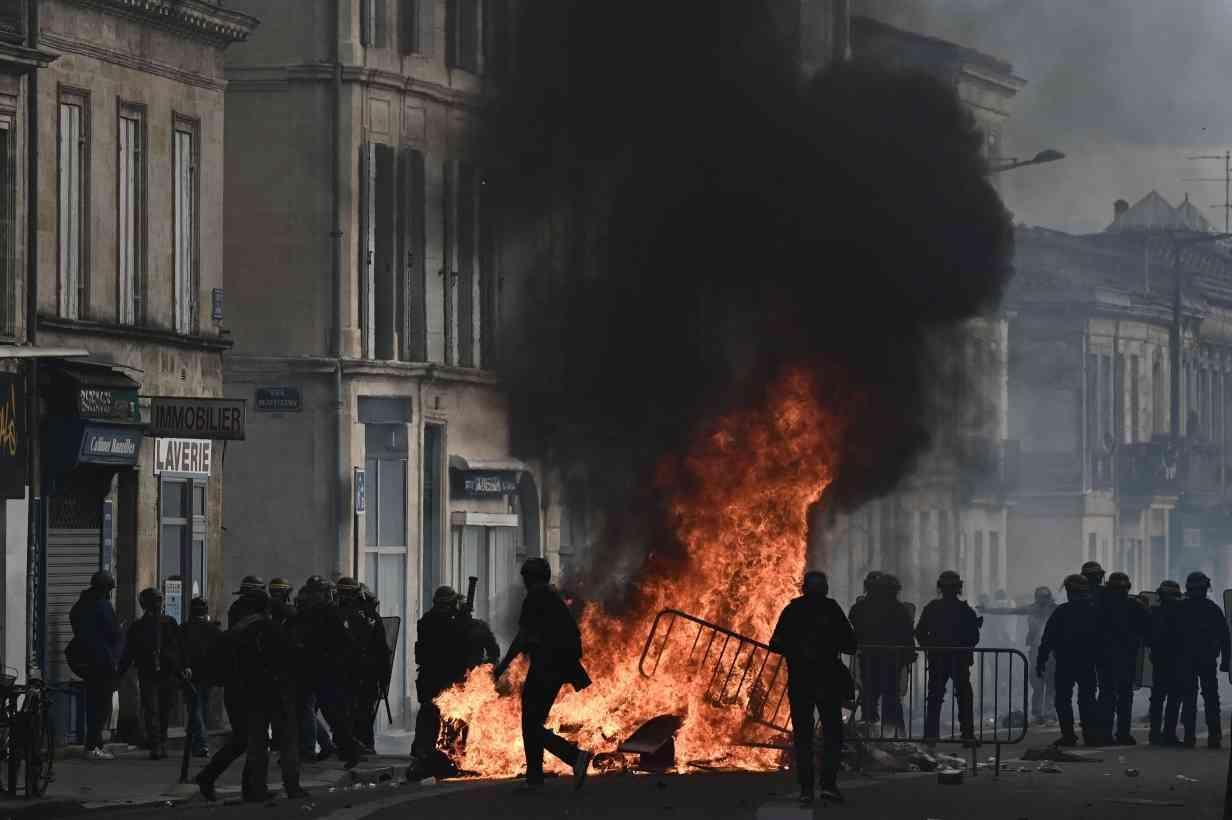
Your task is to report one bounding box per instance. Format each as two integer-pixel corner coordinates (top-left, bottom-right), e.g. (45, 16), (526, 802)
(5, 719), (19, 797)
(24, 703), (52, 797)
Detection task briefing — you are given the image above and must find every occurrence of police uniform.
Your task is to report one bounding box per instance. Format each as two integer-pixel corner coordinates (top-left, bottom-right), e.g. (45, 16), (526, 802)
(915, 572), (980, 742)
(1038, 575), (1099, 746)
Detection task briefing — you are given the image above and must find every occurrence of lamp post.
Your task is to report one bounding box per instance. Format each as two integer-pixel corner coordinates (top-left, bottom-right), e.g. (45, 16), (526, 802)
(987, 149), (1065, 175)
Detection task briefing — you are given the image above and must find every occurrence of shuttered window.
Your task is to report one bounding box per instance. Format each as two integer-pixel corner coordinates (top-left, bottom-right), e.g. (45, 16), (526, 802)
(118, 104), (146, 326)
(0, 114), (14, 337)
(361, 0), (388, 48)
(58, 92), (88, 320)
(173, 118), (198, 335)
(446, 0), (480, 73)
(443, 159), (458, 364)
(456, 162), (477, 367)
(443, 161), (492, 369)
(399, 0), (434, 55)
(478, 170), (497, 367)
(398, 147), (427, 361)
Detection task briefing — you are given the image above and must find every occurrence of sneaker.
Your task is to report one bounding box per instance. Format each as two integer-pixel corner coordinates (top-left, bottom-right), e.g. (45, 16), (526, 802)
(194, 773), (218, 802)
(573, 750), (593, 790)
(86, 747), (115, 761)
(819, 784), (845, 804)
(193, 748), (210, 758)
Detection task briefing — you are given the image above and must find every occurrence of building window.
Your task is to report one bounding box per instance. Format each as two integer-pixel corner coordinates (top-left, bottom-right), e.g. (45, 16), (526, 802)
(117, 103), (146, 326)
(1153, 355), (1164, 435)
(361, 0), (388, 48)
(173, 116), (198, 335)
(58, 89), (89, 320)
(0, 112), (15, 337)
(989, 531), (1000, 590)
(1088, 532), (1097, 561)
(1130, 354), (1140, 443)
(399, 0), (434, 55)
(973, 530), (984, 592)
(444, 160), (490, 368)
(446, 0), (480, 73)
(0, 1), (25, 44)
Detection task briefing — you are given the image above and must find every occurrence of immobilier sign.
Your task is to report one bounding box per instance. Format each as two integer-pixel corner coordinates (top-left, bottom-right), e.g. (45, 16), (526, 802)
(148, 396), (245, 441)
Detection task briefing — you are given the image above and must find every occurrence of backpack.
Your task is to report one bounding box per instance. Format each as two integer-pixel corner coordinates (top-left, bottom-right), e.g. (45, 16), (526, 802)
(65, 636), (92, 679)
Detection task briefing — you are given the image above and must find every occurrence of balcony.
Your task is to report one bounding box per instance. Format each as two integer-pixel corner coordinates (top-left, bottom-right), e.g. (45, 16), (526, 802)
(1118, 438), (1226, 500)
(956, 436), (1020, 499)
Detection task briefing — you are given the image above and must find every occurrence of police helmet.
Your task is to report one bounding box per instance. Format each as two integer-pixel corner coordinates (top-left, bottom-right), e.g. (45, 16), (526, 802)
(1034, 586), (1054, 602)
(1158, 579), (1182, 600)
(863, 571), (885, 592)
(882, 574), (902, 592)
(521, 557), (552, 583)
(937, 570), (963, 589)
(90, 571), (116, 591)
(337, 576), (361, 593)
(1106, 572), (1131, 591)
(234, 574), (267, 597)
(1080, 561), (1105, 582)
(1186, 571), (1211, 590)
(138, 587), (164, 611)
(433, 585), (460, 608)
(1062, 574), (1089, 594)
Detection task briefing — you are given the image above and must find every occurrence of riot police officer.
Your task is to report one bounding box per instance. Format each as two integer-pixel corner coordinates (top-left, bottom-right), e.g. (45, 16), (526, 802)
(849, 572), (913, 733)
(1037, 574), (1098, 746)
(769, 570), (856, 807)
(301, 576), (362, 767)
(1149, 580), (1185, 746)
(916, 571), (980, 745)
(1097, 572), (1150, 745)
(337, 577), (389, 754)
(411, 586), (467, 774)
(1178, 571), (1231, 748)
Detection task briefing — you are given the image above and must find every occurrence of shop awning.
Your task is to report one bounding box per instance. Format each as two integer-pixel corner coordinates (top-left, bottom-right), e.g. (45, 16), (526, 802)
(448, 455), (531, 473)
(52, 361), (141, 390)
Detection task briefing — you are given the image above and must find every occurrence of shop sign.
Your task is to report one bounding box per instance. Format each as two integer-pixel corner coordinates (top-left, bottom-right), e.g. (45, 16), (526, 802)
(77, 386), (140, 424)
(458, 471), (519, 496)
(148, 397), (245, 440)
(79, 425), (142, 465)
(153, 438), (212, 477)
(0, 373), (26, 499)
(164, 577), (183, 624)
(255, 386), (302, 413)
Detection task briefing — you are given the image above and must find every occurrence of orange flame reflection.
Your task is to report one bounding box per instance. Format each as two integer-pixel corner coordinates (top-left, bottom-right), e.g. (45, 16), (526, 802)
(435, 367), (844, 776)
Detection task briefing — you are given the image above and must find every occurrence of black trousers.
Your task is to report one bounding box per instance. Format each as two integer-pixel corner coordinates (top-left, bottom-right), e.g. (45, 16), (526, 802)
(353, 687), (377, 750)
(1149, 661), (1182, 740)
(1030, 654), (1056, 721)
(319, 693), (359, 763)
(1095, 652), (1136, 739)
(199, 688), (299, 797)
(137, 674), (177, 750)
(268, 682), (301, 784)
(787, 674), (842, 793)
(1181, 659), (1222, 740)
(83, 674), (114, 750)
(412, 699), (441, 760)
(521, 669), (580, 784)
(859, 654), (902, 728)
(1054, 658), (1096, 737)
(924, 656), (973, 739)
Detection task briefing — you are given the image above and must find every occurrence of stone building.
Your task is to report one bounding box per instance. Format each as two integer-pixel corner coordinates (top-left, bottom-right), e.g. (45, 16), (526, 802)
(220, 0), (537, 730)
(15, 0), (257, 742)
(1009, 191), (1232, 595)
(816, 16), (1023, 609)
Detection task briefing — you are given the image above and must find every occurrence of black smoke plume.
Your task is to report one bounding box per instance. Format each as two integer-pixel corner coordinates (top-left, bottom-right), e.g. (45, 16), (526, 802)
(483, 1), (1013, 593)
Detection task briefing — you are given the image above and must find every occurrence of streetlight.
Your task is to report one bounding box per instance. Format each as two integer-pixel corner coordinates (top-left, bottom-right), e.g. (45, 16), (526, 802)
(987, 149), (1066, 175)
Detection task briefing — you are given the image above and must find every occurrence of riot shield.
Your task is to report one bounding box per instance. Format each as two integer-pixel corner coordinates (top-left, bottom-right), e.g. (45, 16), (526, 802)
(1134, 591), (1159, 689)
(381, 616), (401, 693)
(1225, 590), (1232, 684)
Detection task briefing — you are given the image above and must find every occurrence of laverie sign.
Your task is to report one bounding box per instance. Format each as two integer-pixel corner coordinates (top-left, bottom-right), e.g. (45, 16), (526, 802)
(154, 438), (212, 477)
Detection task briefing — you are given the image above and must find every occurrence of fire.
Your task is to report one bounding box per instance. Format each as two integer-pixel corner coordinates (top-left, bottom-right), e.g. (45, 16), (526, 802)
(435, 366), (845, 776)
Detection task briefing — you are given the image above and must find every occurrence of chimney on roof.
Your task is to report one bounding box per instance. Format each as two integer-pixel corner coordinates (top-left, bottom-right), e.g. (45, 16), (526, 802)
(1114, 199), (1130, 222)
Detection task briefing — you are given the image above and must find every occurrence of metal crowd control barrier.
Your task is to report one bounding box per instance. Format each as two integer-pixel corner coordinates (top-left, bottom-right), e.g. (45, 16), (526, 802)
(639, 609), (1029, 778)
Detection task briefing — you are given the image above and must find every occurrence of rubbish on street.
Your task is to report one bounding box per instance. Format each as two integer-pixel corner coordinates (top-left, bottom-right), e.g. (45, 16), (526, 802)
(1021, 746), (1098, 762)
(1036, 763), (1062, 774)
(1174, 775), (1198, 783)
(1124, 768), (1139, 777)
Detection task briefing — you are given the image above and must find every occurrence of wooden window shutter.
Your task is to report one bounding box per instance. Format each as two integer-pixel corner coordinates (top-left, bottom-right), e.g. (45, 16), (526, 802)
(443, 159), (458, 365)
(359, 143), (376, 359)
(479, 168), (497, 368)
(456, 162), (476, 368)
(374, 143), (398, 360)
(398, 146), (427, 361)
(399, 0), (415, 54)
(445, 0), (458, 68)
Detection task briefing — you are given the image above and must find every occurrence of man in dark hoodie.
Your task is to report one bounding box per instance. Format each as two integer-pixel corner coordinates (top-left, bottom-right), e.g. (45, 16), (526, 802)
(1038, 574), (1099, 747)
(770, 570), (857, 807)
(182, 597), (222, 757)
(916, 570), (981, 745)
(849, 572), (913, 733)
(68, 571), (123, 760)
(118, 587), (187, 759)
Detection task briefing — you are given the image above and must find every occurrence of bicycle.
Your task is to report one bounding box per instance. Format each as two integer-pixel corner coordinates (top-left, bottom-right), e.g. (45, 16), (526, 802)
(0, 671), (57, 798)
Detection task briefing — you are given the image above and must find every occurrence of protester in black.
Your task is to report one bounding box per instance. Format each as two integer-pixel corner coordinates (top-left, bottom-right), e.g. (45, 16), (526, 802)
(182, 597), (222, 757)
(494, 558), (593, 793)
(67, 571), (122, 760)
(770, 570), (856, 807)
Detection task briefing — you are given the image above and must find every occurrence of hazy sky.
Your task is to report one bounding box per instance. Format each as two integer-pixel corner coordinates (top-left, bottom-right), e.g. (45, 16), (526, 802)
(855, 0), (1232, 234)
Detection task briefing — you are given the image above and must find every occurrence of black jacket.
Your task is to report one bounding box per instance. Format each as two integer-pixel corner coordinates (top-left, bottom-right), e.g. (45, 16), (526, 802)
(1096, 590), (1150, 658)
(1149, 599), (1183, 665)
(770, 595), (857, 678)
(67, 588), (123, 676)
(182, 617), (223, 685)
(461, 615), (501, 669)
(850, 593), (914, 664)
(119, 614), (185, 680)
(1037, 599), (1099, 667)
(415, 608), (467, 698)
(1177, 596), (1232, 666)
(915, 597), (981, 666)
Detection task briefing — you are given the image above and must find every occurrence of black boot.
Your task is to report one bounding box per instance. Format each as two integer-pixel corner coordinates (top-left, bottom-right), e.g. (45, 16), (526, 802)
(194, 772), (218, 802)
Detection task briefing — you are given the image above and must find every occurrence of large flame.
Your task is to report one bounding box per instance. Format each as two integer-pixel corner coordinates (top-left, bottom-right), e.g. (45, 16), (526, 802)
(436, 367), (844, 776)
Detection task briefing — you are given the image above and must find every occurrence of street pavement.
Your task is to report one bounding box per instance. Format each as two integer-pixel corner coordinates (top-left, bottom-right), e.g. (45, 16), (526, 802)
(0, 726), (1229, 819)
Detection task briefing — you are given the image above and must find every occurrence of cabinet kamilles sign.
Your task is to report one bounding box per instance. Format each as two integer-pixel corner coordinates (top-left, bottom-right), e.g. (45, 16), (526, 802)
(79, 426), (141, 465)
(148, 397), (245, 440)
(0, 374), (25, 499)
(154, 438), (212, 476)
